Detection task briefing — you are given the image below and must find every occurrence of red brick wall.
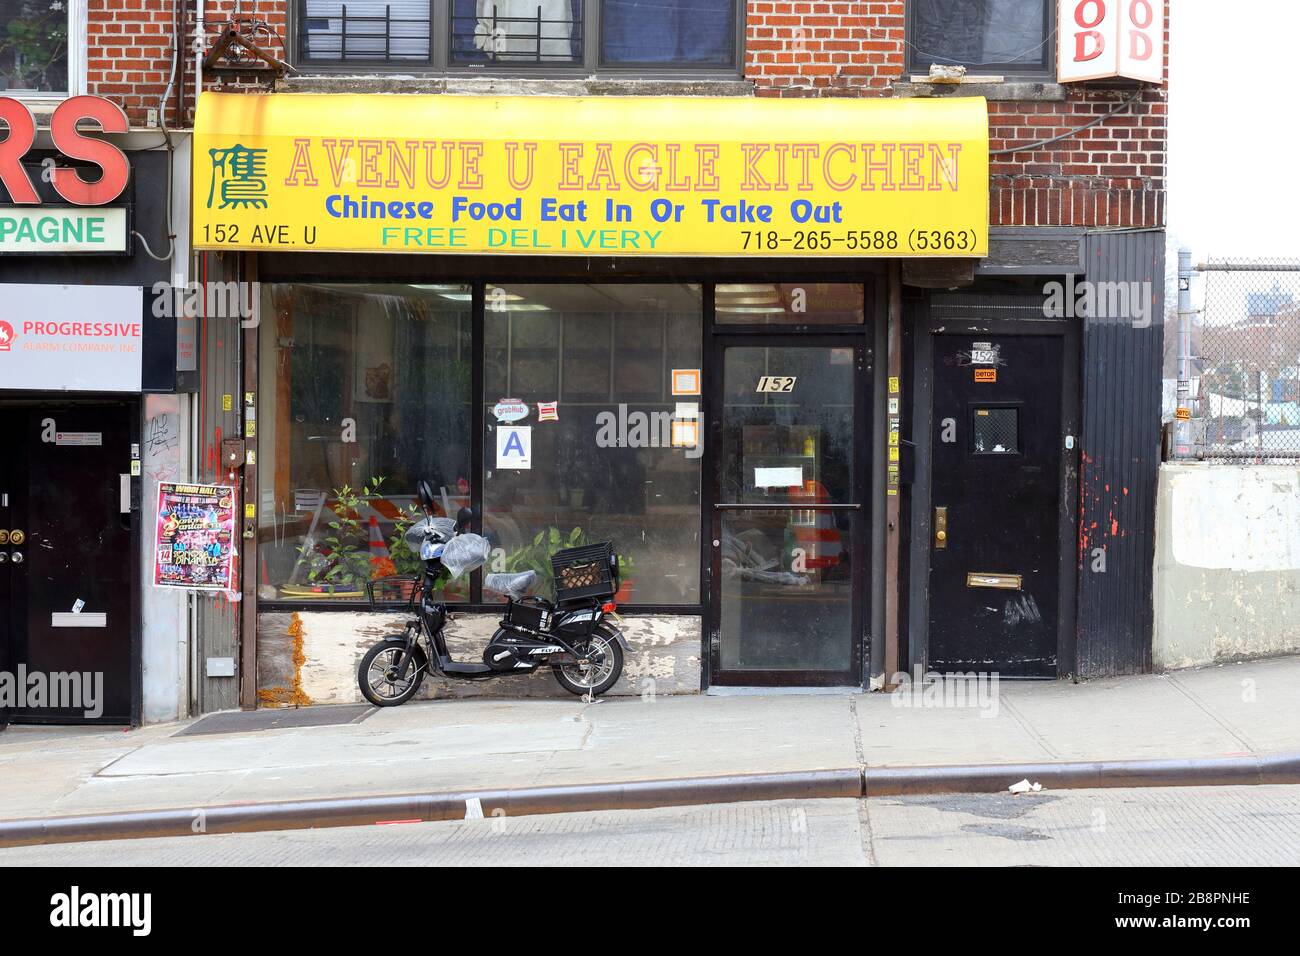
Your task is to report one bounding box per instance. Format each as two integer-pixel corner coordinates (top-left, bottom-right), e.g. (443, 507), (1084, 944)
(85, 0), (176, 123)
(79, 0), (1166, 230)
(747, 1), (906, 95)
(987, 89), (1167, 228)
(85, 0), (287, 127)
(746, 0), (1168, 228)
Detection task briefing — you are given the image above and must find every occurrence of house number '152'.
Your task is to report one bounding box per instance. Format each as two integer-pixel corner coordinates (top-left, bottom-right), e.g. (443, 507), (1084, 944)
(757, 376), (797, 393)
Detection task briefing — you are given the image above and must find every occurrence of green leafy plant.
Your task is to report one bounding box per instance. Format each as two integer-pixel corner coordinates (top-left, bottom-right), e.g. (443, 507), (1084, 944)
(303, 476), (387, 591)
(500, 526), (634, 599)
(382, 501), (469, 599)
(387, 503), (426, 576)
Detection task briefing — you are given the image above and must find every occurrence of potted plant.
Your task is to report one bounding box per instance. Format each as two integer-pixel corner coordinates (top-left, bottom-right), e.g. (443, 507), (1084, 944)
(386, 502), (425, 577)
(499, 526), (586, 599)
(300, 476), (388, 593)
(613, 551), (635, 603)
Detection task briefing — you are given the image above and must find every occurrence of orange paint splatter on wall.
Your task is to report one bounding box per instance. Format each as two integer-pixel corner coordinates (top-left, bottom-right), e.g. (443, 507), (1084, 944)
(258, 612), (313, 709)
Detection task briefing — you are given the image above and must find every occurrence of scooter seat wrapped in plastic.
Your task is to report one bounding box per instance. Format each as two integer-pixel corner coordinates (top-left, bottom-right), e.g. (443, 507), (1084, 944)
(484, 571), (537, 600)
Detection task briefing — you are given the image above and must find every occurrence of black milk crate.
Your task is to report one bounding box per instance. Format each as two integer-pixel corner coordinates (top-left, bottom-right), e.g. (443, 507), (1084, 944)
(365, 575), (420, 611)
(504, 598), (551, 632)
(552, 541), (617, 602)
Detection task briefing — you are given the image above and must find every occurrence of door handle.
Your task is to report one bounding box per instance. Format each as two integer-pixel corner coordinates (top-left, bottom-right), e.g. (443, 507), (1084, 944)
(934, 506), (948, 549)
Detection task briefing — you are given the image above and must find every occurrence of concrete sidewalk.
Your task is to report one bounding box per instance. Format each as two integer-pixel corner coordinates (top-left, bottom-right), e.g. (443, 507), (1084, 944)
(0, 656), (1296, 822)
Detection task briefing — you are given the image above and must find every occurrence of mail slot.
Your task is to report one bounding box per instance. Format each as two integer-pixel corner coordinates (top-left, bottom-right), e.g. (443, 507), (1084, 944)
(966, 572), (1022, 590)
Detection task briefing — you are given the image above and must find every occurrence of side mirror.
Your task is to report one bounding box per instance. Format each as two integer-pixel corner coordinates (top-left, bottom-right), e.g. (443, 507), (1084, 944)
(417, 480), (437, 515)
(455, 506), (475, 533)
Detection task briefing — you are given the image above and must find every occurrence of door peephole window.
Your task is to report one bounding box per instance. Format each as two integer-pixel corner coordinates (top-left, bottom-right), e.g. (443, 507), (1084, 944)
(971, 407), (1019, 455)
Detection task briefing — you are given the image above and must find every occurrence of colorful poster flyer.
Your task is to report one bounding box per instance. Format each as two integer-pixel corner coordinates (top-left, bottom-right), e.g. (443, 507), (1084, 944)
(153, 483), (237, 590)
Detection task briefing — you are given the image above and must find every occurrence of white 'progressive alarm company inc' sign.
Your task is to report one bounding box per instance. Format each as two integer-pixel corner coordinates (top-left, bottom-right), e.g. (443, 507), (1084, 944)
(0, 284), (145, 392)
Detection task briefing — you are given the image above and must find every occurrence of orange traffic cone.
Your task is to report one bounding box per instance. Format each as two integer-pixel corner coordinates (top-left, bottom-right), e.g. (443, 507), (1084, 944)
(368, 515), (395, 578)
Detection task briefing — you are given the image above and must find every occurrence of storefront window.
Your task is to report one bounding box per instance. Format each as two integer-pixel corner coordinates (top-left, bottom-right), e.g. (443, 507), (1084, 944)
(484, 283), (702, 605)
(715, 283), (865, 325)
(257, 283), (473, 601)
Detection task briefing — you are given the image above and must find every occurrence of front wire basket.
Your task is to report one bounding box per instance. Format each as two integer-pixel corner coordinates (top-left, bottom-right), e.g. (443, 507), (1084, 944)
(365, 575), (421, 611)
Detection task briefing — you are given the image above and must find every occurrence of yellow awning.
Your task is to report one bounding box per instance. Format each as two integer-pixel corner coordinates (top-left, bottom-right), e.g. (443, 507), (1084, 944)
(193, 92), (987, 257)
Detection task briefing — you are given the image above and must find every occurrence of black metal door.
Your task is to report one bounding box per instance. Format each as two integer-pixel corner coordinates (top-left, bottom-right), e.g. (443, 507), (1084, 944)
(709, 336), (868, 686)
(926, 334), (1065, 677)
(0, 415), (14, 727)
(0, 403), (135, 723)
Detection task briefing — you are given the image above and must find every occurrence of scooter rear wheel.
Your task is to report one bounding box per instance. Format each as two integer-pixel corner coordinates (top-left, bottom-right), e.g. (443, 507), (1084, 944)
(553, 628), (623, 697)
(359, 641), (428, 707)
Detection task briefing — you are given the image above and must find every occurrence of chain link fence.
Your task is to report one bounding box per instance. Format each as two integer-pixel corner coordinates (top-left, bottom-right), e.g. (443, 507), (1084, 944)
(1176, 259), (1300, 461)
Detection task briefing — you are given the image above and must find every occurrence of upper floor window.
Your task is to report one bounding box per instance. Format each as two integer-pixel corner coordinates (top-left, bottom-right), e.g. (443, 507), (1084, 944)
(297, 0), (740, 72)
(908, 0), (1052, 76)
(0, 0), (71, 93)
(452, 0), (582, 65)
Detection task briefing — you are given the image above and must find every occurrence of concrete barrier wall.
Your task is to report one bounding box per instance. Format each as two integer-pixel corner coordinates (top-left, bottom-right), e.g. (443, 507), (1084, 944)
(1154, 463), (1300, 669)
(258, 611), (702, 705)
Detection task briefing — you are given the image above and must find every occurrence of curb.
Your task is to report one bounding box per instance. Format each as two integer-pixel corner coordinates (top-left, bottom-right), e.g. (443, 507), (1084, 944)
(864, 751), (1300, 796)
(0, 769), (863, 848)
(2, 752), (1297, 849)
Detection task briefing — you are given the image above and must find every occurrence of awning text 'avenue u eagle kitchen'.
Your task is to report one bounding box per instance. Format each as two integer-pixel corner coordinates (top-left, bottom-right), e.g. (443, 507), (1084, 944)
(192, 93), (988, 258)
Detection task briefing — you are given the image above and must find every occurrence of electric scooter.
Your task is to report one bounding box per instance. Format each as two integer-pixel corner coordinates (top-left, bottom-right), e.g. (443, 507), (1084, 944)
(357, 481), (629, 705)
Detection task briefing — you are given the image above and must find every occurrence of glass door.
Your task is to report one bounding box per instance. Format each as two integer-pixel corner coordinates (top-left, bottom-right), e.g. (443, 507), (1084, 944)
(709, 337), (867, 686)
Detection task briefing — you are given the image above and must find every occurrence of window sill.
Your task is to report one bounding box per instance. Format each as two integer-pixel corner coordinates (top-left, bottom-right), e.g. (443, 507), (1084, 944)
(0, 92), (72, 116)
(277, 73), (754, 97)
(893, 80), (1067, 102)
(257, 600), (703, 615)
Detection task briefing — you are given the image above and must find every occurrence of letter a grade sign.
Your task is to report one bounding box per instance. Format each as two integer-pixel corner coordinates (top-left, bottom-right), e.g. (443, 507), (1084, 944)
(497, 426), (532, 470)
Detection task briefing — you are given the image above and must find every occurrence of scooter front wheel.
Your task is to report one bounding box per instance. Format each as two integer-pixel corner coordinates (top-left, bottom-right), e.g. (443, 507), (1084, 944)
(359, 641), (428, 707)
(553, 629), (624, 697)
